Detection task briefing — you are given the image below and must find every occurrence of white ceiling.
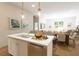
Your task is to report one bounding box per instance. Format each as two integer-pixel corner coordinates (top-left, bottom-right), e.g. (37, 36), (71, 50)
(10, 2), (79, 15)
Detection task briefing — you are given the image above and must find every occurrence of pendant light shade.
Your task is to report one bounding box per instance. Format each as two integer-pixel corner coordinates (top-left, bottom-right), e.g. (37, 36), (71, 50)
(21, 14), (24, 19)
(37, 2), (42, 16)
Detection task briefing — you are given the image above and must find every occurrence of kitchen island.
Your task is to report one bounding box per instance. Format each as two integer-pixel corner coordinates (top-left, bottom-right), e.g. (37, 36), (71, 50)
(8, 33), (54, 56)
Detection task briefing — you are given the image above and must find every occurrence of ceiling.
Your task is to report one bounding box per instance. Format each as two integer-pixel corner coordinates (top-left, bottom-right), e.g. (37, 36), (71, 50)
(10, 2), (79, 15)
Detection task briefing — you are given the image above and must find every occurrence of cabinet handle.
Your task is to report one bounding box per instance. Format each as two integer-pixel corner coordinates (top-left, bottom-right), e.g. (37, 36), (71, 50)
(29, 43), (44, 48)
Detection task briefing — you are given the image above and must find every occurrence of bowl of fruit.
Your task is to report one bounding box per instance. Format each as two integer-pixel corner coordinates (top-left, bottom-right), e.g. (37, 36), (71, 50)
(35, 32), (43, 39)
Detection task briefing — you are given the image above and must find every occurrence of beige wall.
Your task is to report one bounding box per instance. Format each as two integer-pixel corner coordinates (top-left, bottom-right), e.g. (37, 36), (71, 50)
(0, 3), (33, 48)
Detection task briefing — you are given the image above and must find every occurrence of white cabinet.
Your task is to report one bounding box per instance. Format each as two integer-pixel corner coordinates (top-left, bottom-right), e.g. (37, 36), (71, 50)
(8, 38), (28, 56)
(18, 40), (28, 56)
(8, 33), (53, 56)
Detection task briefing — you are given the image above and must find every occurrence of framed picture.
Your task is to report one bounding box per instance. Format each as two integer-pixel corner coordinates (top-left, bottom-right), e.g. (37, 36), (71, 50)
(9, 19), (21, 29)
(21, 20), (29, 29)
(40, 23), (45, 29)
(54, 21), (64, 28)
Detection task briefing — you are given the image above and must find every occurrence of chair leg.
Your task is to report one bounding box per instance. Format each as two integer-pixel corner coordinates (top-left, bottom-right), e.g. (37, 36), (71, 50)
(53, 39), (57, 48)
(73, 40), (76, 47)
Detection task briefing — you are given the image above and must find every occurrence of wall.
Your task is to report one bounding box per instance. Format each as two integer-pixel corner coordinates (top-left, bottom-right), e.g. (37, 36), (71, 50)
(0, 3), (33, 48)
(39, 10), (77, 32)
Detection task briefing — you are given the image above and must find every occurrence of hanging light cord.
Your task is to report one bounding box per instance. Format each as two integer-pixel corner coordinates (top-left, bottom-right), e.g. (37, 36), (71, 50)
(21, 1), (25, 19)
(22, 2), (24, 14)
(38, 2), (41, 11)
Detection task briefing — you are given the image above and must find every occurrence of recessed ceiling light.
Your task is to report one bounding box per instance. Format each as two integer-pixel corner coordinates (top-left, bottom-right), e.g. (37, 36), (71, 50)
(32, 4), (35, 7)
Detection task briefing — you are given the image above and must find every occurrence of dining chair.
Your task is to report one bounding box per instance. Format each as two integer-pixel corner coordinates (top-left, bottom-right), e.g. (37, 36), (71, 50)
(69, 32), (77, 46)
(57, 33), (66, 42)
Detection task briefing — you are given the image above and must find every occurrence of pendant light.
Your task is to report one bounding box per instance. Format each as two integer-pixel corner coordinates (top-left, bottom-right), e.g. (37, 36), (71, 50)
(37, 2), (42, 16)
(21, 2), (24, 19)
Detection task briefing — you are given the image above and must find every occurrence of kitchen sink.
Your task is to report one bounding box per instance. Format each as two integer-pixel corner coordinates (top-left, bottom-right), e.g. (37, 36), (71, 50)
(18, 34), (33, 38)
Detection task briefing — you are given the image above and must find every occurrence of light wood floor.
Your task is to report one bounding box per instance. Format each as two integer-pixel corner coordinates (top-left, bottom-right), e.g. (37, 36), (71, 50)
(53, 38), (79, 56)
(0, 46), (10, 56)
(0, 38), (79, 56)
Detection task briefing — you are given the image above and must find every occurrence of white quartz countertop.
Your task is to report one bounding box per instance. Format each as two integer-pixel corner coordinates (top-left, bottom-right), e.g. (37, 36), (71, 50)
(8, 33), (54, 46)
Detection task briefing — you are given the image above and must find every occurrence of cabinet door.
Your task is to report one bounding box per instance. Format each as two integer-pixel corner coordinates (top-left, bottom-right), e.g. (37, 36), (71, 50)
(18, 40), (28, 56)
(8, 38), (28, 56)
(8, 38), (19, 56)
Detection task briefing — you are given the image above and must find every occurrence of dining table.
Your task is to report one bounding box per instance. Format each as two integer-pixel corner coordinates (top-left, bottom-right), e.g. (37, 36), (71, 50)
(53, 31), (70, 46)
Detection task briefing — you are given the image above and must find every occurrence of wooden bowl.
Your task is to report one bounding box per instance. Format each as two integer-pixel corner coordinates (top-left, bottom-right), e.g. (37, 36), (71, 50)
(35, 32), (43, 39)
